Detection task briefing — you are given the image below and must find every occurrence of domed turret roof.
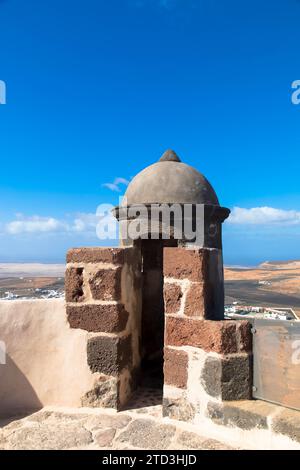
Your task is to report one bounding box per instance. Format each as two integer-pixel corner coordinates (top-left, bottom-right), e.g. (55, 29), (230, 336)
(123, 150), (219, 206)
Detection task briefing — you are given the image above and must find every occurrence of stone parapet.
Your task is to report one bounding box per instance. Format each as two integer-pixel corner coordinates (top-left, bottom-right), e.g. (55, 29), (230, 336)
(65, 247), (142, 410)
(163, 342), (252, 422)
(66, 247), (127, 264)
(207, 399), (300, 448)
(163, 247), (252, 422)
(165, 317), (251, 353)
(163, 247), (225, 320)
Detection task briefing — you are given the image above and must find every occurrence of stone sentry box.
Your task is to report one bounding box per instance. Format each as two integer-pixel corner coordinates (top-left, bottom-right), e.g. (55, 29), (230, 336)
(65, 150), (252, 422)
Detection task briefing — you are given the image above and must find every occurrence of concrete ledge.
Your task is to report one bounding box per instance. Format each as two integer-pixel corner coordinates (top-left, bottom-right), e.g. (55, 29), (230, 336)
(207, 399), (300, 445)
(272, 408), (300, 444)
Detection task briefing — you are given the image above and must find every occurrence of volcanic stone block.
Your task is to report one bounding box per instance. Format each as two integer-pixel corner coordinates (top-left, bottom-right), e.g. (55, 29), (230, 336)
(65, 267), (84, 302)
(67, 304), (129, 333)
(236, 321), (252, 353)
(272, 409), (300, 444)
(94, 428), (116, 447)
(164, 347), (188, 389)
(81, 375), (120, 409)
(85, 413), (132, 430)
(201, 356), (222, 398)
(176, 430), (234, 450)
(66, 247), (126, 264)
(184, 282), (206, 317)
(221, 354), (252, 400)
(163, 396), (196, 422)
(87, 335), (132, 376)
(165, 317), (238, 353)
(165, 317), (252, 354)
(89, 267), (122, 301)
(201, 354), (252, 400)
(116, 419), (176, 449)
(163, 247), (209, 281)
(164, 283), (183, 314)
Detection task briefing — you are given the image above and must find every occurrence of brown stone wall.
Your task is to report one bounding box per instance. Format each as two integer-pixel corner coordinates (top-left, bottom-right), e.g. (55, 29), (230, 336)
(163, 247), (225, 320)
(165, 317), (251, 353)
(67, 247), (126, 264)
(65, 247), (142, 410)
(201, 353), (252, 400)
(163, 344), (253, 423)
(162, 246), (253, 423)
(164, 347), (188, 389)
(65, 245), (253, 420)
(164, 247), (209, 282)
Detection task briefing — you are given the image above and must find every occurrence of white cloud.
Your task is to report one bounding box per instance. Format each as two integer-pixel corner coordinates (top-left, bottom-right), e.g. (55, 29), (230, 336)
(4, 213), (101, 235)
(114, 177), (130, 185)
(6, 216), (68, 235)
(6, 205), (300, 236)
(227, 207), (300, 226)
(102, 177), (130, 193)
(102, 183), (121, 192)
(72, 213), (100, 232)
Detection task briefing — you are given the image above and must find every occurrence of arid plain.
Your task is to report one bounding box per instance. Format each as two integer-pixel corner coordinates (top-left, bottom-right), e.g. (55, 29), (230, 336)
(225, 260), (300, 317)
(0, 261), (299, 317)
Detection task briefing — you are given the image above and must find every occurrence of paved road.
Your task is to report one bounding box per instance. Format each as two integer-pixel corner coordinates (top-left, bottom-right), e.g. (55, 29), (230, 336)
(225, 280), (300, 309)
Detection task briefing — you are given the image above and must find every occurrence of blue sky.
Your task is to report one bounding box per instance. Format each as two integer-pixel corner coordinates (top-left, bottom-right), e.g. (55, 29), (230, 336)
(0, 0), (300, 264)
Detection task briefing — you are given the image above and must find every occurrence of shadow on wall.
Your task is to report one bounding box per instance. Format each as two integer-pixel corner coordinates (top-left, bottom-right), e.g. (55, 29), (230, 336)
(0, 299), (97, 417)
(0, 355), (42, 418)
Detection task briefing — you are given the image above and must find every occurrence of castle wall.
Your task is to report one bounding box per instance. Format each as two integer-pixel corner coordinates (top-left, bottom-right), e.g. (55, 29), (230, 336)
(0, 299), (95, 416)
(65, 247), (142, 409)
(162, 247), (253, 422)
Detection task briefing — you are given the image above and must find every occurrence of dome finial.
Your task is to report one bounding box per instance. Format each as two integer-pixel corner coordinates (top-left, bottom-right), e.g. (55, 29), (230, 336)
(159, 149), (181, 163)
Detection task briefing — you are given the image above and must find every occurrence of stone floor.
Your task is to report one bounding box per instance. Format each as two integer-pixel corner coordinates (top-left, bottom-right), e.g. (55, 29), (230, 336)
(0, 388), (236, 451)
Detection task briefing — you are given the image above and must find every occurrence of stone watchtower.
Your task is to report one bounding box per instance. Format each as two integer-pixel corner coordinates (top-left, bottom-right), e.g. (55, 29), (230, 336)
(65, 150), (252, 421)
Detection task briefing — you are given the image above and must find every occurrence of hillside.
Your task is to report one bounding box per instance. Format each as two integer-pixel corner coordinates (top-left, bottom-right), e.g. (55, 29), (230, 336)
(225, 260), (300, 317)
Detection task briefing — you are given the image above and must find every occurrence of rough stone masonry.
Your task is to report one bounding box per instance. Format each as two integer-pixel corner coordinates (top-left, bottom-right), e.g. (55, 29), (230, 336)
(162, 247), (252, 423)
(64, 244), (252, 420)
(65, 246), (142, 410)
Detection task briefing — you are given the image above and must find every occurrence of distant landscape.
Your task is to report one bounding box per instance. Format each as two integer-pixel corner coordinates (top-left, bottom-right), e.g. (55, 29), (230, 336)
(0, 261), (300, 317)
(0, 263), (64, 300)
(225, 260), (300, 317)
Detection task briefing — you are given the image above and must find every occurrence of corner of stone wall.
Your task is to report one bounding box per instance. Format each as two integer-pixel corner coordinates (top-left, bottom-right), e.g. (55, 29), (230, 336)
(65, 246), (142, 410)
(162, 246), (253, 423)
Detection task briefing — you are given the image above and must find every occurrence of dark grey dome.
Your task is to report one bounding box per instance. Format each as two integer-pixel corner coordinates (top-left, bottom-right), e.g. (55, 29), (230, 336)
(123, 150), (219, 206)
